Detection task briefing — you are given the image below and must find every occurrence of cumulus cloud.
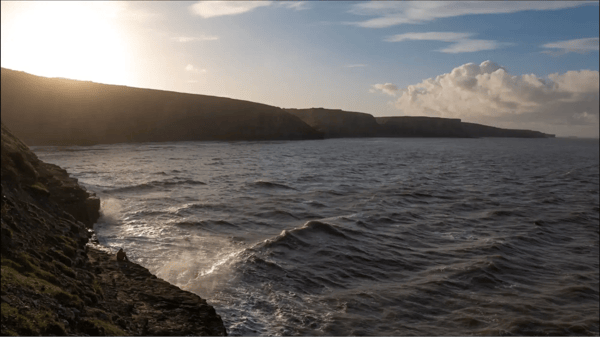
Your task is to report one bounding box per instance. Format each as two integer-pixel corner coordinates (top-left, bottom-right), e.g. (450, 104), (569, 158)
(185, 64), (206, 74)
(374, 61), (599, 129)
(190, 1), (271, 18)
(385, 32), (512, 53)
(370, 83), (400, 96)
(173, 35), (219, 42)
(348, 2), (596, 28)
(542, 37), (599, 55)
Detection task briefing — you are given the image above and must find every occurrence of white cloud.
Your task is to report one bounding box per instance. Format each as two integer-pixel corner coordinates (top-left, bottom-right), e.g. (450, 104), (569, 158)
(185, 64), (206, 74)
(542, 37), (599, 55)
(385, 32), (473, 42)
(345, 64), (368, 68)
(439, 39), (513, 54)
(370, 83), (399, 96)
(374, 61), (599, 129)
(190, 1), (271, 18)
(385, 32), (512, 53)
(173, 35), (219, 42)
(349, 2), (596, 28)
(277, 1), (310, 11)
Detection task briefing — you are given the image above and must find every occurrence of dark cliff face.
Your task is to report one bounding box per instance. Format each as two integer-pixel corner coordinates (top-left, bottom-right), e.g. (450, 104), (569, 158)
(1, 123), (100, 227)
(286, 109), (554, 139)
(1, 123), (227, 336)
(376, 116), (471, 138)
(461, 122), (554, 138)
(285, 108), (380, 138)
(1, 68), (322, 146)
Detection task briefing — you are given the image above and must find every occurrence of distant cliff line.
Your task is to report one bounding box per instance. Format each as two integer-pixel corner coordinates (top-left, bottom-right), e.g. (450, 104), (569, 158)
(1, 67), (553, 146)
(286, 109), (554, 139)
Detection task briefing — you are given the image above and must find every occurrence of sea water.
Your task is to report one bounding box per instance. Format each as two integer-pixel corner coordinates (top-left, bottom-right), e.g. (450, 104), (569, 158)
(33, 137), (599, 335)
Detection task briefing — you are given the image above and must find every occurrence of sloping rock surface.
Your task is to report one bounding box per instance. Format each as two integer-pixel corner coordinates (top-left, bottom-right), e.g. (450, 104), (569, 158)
(1, 123), (227, 335)
(1, 68), (322, 146)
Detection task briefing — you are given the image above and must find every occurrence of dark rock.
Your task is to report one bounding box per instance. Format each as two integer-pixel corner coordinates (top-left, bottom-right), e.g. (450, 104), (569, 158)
(1, 123), (227, 336)
(45, 322), (68, 336)
(79, 320), (105, 336)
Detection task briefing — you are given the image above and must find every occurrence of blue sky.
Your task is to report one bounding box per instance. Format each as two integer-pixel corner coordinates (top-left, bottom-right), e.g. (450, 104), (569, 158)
(1, 1), (599, 137)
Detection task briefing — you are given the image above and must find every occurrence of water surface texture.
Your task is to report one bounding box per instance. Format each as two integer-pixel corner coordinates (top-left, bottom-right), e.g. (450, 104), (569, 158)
(34, 138), (599, 335)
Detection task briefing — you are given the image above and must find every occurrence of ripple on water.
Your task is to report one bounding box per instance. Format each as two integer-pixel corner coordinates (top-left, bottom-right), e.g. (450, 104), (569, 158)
(33, 138), (600, 336)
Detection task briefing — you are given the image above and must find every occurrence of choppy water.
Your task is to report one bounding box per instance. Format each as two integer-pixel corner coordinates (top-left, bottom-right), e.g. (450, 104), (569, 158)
(33, 138), (599, 336)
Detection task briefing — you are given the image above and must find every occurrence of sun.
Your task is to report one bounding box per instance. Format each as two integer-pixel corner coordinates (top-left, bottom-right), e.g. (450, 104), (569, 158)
(1, 2), (133, 85)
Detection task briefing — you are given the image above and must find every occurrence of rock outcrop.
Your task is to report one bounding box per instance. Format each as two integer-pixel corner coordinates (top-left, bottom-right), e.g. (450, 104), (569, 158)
(1, 68), (323, 146)
(1, 123), (227, 335)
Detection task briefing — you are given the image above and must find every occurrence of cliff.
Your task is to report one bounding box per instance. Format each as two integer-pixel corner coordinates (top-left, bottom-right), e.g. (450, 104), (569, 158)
(285, 108), (554, 139)
(284, 108), (379, 138)
(0, 123), (227, 335)
(1, 68), (322, 146)
(1, 67), (553, 144)
(376, 116), (470, 138)
(460, 122), (554, 138)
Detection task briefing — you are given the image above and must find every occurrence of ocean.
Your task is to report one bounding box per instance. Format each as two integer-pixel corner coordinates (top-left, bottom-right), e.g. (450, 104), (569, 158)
(32, 137), (599, 336)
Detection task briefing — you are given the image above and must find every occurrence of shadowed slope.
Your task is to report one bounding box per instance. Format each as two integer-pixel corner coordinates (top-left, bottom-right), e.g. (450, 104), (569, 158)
(284, 108), (554, 139)
(1, 68), (323, 146)
(285, 108), (379, 138)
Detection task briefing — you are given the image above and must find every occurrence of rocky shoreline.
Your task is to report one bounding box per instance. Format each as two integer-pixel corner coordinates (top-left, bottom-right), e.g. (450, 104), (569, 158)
(1, 122), (227, 335)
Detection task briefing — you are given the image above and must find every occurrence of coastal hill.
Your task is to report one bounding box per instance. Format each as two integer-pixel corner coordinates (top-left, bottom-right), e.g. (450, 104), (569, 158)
(2, 67), (553, 146)
(285, 108), (379, 138)
(1, 123), (227, 335)
(1, 68), (323, 146)
(286, 108), (554, 139)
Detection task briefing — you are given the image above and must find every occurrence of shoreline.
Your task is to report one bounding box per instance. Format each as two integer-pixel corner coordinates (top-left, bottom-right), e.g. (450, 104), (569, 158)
(1, 122), (227, 336)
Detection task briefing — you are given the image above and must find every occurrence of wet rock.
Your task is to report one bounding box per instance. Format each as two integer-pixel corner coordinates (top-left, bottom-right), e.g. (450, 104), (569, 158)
(1, 123), (227, 336)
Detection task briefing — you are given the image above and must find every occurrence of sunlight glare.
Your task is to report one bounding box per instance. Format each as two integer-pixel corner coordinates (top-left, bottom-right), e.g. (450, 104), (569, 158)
(1, 2), (132, 85)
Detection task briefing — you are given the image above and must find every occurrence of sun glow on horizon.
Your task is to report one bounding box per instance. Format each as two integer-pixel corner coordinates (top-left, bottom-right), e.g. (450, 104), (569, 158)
(1, 2), (133, 85)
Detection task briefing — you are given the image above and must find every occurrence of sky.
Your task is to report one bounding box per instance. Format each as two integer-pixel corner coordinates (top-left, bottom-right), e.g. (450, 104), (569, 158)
(1, 1), (599, 138)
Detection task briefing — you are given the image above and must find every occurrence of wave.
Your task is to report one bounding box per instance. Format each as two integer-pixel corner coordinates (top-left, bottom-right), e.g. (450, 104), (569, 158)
(108, 178), (206, 192)
(250, 180), (297, 190)
(173, 219), (239, 234)
(251, 209), (300, 220)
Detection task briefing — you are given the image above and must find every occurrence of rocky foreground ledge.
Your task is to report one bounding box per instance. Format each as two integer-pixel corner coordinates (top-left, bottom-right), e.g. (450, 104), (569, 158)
(1, 123), (227, 335)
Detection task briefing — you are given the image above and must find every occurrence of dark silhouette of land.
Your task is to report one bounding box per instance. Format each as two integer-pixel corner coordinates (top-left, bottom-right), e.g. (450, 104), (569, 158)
(1, 68), (553, 146)
(287, 108), (554, 139)
(1, 68), (323, 145)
